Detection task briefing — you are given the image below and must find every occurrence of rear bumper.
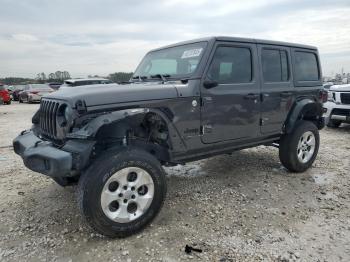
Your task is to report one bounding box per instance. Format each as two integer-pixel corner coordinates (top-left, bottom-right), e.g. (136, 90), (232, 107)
(13, 131), (73, 177)
(1, 95), (11, 103)
(28, 94), (42, 101)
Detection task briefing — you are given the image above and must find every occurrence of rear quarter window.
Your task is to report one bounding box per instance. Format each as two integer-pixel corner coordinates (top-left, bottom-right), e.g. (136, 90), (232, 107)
(294, 51), (320, 81)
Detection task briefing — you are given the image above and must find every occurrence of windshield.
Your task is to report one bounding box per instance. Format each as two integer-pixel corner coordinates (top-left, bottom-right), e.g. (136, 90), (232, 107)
(133, 42), (207, 79)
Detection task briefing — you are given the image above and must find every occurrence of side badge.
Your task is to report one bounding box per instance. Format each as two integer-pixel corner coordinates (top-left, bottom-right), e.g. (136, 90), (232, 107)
(192, 100), (198, 107)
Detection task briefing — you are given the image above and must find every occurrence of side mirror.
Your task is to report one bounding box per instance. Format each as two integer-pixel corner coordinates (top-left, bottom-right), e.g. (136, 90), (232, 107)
(203, 80), (218, 89)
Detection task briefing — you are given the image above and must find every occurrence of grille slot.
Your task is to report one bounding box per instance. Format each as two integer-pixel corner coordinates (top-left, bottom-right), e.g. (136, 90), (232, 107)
(332, 108), (350, 116)
(340, 93), (350, 105)
(39, 99), (60, 138)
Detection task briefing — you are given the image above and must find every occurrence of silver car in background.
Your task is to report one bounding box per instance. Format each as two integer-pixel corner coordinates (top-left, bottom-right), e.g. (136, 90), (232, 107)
(19, 84), (54, 103)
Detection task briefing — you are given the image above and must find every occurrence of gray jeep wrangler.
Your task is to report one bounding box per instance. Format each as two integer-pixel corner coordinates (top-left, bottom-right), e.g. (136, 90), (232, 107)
(14, 37), (326, 237)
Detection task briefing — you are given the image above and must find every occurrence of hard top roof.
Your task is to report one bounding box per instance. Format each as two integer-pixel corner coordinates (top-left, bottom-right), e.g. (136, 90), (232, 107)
(150, 36), (317, 52)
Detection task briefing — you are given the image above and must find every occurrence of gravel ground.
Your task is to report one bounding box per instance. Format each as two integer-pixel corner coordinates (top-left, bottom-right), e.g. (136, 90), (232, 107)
(0, 102), (349, 262)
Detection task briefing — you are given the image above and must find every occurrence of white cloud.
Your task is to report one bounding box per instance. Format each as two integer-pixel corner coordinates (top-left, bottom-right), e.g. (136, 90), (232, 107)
(12, 33), (38, 42)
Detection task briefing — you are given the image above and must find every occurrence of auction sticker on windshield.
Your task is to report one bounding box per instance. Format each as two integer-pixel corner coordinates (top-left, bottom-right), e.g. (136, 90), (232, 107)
(181, 48), (203, 59)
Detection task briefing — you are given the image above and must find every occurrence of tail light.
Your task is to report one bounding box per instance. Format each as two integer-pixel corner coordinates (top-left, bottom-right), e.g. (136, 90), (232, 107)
(319, 90), (328, 103)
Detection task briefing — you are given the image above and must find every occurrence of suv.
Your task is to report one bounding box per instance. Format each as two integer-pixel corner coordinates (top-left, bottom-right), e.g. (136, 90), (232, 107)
(13, 37), (325, 237)
(323, 84), (350, 127)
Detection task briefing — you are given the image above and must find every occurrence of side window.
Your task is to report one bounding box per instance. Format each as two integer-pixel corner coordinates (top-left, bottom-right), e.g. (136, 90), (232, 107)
(207, 46), (252, 84)
(294, 51), (319, 81)
(262, 49), (289, 82)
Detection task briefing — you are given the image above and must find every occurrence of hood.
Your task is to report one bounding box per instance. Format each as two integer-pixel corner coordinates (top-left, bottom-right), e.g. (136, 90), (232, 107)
(44, 82), (179, 107)
(330, 84), (350, 92)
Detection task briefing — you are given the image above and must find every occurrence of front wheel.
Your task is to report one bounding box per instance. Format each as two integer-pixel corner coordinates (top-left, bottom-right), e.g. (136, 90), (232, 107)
(279, 121), (320, 172)
(78, 148), (167, 238)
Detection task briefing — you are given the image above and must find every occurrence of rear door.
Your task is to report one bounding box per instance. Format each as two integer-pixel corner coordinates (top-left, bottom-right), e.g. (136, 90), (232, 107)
(258, 45), (294, 134)
(200, 41), (261, 143)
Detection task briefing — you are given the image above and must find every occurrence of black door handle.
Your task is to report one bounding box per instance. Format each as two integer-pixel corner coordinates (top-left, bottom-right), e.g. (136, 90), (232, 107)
(244, 93), (259, 100)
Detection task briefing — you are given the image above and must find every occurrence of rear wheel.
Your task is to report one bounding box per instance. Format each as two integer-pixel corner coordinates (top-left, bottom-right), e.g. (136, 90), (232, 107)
(78, 148), (167, 238)
(279, 121), (320, 172)
(327, 119), (341, 128)
(19, 97), (23, 103)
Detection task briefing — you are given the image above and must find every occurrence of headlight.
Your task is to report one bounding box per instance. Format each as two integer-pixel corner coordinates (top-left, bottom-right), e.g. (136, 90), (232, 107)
(57, 104), (71, 127)
(64, 105), (71, 121)
(327, 91), (334, 102)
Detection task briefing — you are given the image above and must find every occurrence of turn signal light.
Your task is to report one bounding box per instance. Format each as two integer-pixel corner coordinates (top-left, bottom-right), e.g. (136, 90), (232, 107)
(319, 90), (328, 103)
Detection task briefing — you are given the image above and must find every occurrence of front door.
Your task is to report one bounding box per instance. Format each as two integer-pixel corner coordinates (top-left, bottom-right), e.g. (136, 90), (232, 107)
(200, 42), (261, 144)
(258, 45), (294, 134)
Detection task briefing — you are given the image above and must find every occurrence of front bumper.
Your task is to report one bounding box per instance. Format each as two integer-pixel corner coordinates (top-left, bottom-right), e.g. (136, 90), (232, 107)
(13, 131), (73, 177)
(323, 102), (350, 124)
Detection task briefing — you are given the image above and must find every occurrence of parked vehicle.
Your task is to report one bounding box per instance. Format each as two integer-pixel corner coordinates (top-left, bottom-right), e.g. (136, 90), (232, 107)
(6, 85), (15, 98)
(60, 78), (112, 89)
(48, 82), (62, 90)
(0, 84), (11, 104)
(19, 84), (54, 103)
(12, 85), (25, 101)
(323, 84), (350, 127)
(323, 82), (334, 90)
(14, 37), (326, 237)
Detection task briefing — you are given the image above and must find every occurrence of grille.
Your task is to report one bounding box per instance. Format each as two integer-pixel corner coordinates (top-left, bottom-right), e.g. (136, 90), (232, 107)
(39, 99), (60, 138)
(332, 108), (350, 116)
(340, 93), (350, 105)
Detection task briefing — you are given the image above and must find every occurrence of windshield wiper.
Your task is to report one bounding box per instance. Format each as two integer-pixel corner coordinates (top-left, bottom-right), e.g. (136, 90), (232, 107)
(132, 75), (148, 82)
(150, 74), (170, 83)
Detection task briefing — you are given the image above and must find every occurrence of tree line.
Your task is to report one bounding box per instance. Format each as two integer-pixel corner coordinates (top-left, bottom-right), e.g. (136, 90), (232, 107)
(36, 71), (71, 83)
(1, 71), (134, 85)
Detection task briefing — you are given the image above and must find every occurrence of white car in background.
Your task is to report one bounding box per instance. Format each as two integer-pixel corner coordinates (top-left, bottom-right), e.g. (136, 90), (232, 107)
(323, 84), (350, 127)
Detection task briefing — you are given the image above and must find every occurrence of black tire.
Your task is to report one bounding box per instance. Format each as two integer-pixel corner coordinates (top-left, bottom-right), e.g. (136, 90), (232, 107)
(279, 121), (320, 173)
(327, 119), (341, 128)
(6, 100), (11, 105)
(77, 148), (167, 238)
(19, 98), (23, 103)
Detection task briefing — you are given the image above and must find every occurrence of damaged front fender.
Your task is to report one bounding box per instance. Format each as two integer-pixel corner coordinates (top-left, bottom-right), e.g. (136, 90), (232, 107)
(66, 108), (187, 153)
(66, 108), (149, 139)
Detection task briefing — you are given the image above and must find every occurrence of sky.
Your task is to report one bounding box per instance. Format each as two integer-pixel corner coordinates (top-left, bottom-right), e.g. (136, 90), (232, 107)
(0, 0), (349, 78)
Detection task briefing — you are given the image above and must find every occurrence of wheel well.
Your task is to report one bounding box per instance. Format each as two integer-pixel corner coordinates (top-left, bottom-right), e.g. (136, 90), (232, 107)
(285, 101), (323, 133)
(298, 103), (321, 124)
(95, 112), (171, 163)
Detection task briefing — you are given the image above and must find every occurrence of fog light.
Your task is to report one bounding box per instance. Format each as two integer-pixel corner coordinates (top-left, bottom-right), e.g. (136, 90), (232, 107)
(323, 108), (327, 113)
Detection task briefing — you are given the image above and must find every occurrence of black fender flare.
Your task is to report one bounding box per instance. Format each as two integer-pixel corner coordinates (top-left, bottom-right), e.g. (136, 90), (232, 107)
(284, 99), (323, 133)
(67, 108), (187, 152)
